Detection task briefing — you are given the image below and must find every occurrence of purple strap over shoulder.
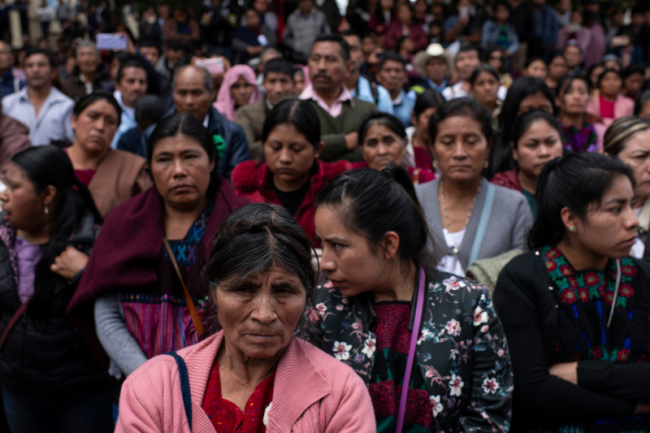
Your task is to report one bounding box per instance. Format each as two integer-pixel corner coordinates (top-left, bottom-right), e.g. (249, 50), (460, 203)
(396, 267), (426, 433)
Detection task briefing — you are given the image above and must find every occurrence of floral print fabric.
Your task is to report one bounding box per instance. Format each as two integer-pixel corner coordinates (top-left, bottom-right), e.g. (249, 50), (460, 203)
(300, 269), (513, 433)
(541, 246), (650, 433)
(561, 123), (598, 153)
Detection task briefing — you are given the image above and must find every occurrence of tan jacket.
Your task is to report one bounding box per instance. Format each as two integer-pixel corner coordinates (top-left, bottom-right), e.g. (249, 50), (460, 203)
(88, 149), (152, 218)
(0, 115), (31, 182)
(235, 98), (268, 162)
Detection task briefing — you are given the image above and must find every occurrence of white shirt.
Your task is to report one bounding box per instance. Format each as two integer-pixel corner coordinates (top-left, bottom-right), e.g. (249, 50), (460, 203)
(437, 228), (466, 276)
(632, 207), (646, 259)
(443, 80), (508, 101)
(1, 86), (74, 146)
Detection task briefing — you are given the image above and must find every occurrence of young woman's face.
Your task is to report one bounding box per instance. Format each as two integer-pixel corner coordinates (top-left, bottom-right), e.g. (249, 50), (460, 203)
(293, 72), (305, 95)
(397, 4), (412, 24)
(362, 123), (406, 171)
(215, 266), (307, 360)
(570, 175), (638, 259)
(315, 205), (393, 298)
(512, 119), (563, 182)
(615, 129), (650, 201)
(599, 72), (622, 97)
(264, 122), (319, 188)
(624, 73), (644, 96)
(71, 99), (119, 155)
(150, 133), (215, 211)
(231, 75), (254, 108)
(0, 163), (53, 233)
(433, 115), (489, 184)
(560, 79), (589, 115)
(524, 60), (547, 79)
(548, 56), (567, 80)
(487, 50), (503, 72)
(471, 71), (499, 107)
(413, 107), (437, 140)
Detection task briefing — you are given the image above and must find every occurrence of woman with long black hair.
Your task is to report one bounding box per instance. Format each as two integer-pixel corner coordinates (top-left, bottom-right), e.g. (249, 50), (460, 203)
(0, 146), (112, 433)
(494, 152), (650, 432)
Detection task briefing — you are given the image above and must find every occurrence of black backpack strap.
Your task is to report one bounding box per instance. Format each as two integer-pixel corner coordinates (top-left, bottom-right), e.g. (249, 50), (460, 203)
(166, 352), (193, 431)
(370, 81), (379, 105)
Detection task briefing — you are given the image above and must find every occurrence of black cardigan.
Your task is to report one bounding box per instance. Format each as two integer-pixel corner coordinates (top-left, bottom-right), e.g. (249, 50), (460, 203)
(493, 250), (650, 431)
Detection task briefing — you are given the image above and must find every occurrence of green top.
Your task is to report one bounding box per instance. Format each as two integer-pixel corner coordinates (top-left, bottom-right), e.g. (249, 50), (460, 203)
(521, 188), (537, 220)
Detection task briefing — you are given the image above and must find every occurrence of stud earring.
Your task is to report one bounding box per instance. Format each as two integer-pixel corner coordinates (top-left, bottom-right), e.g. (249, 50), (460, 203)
(44, 206), (48, 215)
(570, 225), (576, 232)
(484, 160), (489, 168)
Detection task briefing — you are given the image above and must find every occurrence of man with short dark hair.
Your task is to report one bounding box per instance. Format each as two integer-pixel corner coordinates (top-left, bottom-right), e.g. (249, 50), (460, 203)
(2, 49), (74, 146)
(111, 59), (148, 148)
(442, 43), (481, 99)
(151, 65), (250, 179)
(341, 31), (393, 114)
(300, 35), (376, 162)
(140, 41), (161, 67)
(376, 51), (416, 127)
(236, 58), (294, 160)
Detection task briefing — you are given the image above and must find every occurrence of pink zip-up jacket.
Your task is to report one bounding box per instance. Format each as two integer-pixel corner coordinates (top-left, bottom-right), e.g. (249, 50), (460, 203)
(116, 331), (376, 433)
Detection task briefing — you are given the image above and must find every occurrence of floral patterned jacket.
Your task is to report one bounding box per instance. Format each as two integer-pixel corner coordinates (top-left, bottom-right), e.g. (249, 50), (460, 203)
(298, 268), (513, 433)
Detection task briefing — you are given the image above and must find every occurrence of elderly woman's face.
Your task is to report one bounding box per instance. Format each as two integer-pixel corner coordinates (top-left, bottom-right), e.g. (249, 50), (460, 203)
(362, 122), (406, 171)
(215, 266), (307, 359)
(150, 133), (214, 211)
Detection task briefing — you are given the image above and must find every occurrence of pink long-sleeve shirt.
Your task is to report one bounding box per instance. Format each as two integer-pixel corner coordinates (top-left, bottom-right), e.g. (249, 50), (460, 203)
(116, 331), (377, 433)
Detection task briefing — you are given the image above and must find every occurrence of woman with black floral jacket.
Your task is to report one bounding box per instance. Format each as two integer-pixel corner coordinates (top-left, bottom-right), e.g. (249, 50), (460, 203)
(494, 152), (650, 432)
(299, 165), (513, 433)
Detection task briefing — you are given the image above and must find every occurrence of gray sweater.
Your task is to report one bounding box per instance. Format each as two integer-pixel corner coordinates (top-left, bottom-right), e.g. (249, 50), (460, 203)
(415, 178), (533, 271)
(282, 9), (331, 58)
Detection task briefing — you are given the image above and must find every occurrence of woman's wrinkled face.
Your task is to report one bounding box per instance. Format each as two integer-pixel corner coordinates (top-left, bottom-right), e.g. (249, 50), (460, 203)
(215, 266), (307, 359)
(71, 100), (119, 155)
(231, 75), (254, 108)
(600, 72), (622, 97)
(433, 115), (489, 183)
(512, 119), (563, 181)
(472, 71), (499, 107)
(615, 129), (650, 201)
(0, 163), (52, 232)
(150, 133), (215, 211)
(517, 91), (554, 116)
(560, 79), (589, 116)
(315, 205), (389, 298)
(571, 175), (638, 258)
(362, 123), (406, 171)
(265, 123), (319, 187)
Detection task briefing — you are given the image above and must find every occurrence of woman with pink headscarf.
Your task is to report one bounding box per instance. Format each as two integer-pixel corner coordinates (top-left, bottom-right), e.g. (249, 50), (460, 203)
(214, 65), (262, 121)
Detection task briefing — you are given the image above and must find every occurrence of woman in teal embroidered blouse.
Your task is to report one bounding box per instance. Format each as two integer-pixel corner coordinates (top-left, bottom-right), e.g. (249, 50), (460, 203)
(299, 166), (513, 433)
(494, 152), (650, 432)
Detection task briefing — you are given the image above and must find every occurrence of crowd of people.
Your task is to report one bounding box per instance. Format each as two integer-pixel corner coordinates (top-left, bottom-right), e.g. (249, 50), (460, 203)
(2, 0), (650, 432)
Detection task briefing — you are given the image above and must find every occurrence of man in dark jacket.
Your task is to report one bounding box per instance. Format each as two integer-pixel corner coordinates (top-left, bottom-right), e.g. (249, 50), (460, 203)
(145, 65), (251, 180)
(62, 41), (111, 100)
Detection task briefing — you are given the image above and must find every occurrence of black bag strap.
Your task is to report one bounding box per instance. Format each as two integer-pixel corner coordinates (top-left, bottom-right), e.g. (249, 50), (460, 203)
(166, 352), (193, 431)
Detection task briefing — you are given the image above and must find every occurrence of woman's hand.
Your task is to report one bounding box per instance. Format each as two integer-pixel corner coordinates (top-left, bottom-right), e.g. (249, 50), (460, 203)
(51, 246), (89, 280)
(549, 362), (578, 385)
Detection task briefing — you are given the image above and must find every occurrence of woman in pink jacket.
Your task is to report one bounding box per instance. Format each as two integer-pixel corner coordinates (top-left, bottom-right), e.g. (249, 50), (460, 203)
(586, 68), (635, 127)
(116, 203), (376, 433)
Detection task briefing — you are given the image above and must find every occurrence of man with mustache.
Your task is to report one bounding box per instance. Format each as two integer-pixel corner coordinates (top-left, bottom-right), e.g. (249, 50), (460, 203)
(299, 35), (376, 162)
(1, 48), (74, 146)
(236, 58), (294, 162)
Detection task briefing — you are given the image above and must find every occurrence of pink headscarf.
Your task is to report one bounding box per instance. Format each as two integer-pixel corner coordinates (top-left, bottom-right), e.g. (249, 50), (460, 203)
(213, 65), (262, 121)
(294, 64), (311, 87)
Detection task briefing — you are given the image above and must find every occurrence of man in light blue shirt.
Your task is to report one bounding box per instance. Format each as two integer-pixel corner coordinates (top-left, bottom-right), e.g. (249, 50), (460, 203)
(376, 51), (416, 127)
(110, 59), (148, 148)
(1, 48), (74, 146)
(341, 31), (394, 114)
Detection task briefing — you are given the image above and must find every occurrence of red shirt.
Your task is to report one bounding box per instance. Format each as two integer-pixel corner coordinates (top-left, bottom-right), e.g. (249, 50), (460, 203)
(73, 168), (96, 187)
(202, 360), (276, 433)
(413, 146), (434, 171)
(599, 94), (616, 120)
